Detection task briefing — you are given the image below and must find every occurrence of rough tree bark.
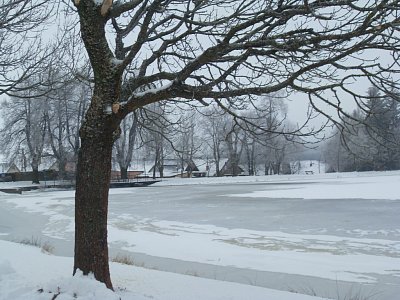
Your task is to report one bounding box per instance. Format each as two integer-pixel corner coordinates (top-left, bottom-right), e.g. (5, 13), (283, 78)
(74, 123), (114, 289)
(74, 89), (121, 290)
(73, 1), (123, 289)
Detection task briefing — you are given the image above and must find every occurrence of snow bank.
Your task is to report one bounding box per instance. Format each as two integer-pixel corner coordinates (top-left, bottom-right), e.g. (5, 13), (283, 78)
(0, 266), (120, 300)
(226, 173), (400, 200)
(152, 170), (400, 188)
(0, 240), (328, 300)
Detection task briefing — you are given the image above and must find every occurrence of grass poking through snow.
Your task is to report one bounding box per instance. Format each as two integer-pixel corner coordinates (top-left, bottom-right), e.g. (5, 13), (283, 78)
(111, 253), (135, 265)
(18, 236), (54, 254)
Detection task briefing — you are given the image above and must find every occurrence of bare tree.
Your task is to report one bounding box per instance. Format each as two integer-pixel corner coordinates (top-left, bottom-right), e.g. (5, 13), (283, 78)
(174, 110), (199, 177)
(70, 0), (400, 289)
(200, 106), (229, 177)
(45, 74), (91, 179)
(0, 90), (47, 183)
(140, 102), (174, 178)
(67, 78), (92, 161)
(0, 63), (90, 182)
(113, 113), (139, 179)
(223, 119), (243, 176)
(0, 0), (55, 96)
(240, 94), (289, 175)
(0, 1), (67, 182)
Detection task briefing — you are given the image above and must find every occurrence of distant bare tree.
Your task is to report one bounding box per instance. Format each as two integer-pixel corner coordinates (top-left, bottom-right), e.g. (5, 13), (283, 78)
(45, 72), (91, 179)
(0, 88), (47, 183)
(113, 113), (139, 180)
(240, 94), (289, 175)
(200, 107), (229, 177)
(174, 111), (199, 177)
(141, 102), (173, 178)
(223, 119), (243, 176)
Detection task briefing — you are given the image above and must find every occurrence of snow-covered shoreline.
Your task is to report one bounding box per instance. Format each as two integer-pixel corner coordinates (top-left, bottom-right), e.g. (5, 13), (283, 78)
(0, 240), (329, 300)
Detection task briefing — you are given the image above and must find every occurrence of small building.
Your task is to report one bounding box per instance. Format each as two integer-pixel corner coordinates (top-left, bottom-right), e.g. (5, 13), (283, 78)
(148, 159), (181, 178)
(6, 163), (21, 174)
(219, 159), (245, 176)
(189, 159), (212, 177)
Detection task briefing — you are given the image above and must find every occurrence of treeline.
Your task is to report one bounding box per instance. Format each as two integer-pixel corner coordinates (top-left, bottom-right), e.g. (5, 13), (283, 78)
(119, 95), (300, 178)
(0, 68), (90, 183)
(3, 70), (399, 180)
(0, 68), (302, 181)
(324, 86), (400, 172)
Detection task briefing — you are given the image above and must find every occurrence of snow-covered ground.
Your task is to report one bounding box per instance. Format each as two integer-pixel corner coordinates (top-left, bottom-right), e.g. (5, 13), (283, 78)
(0, 240), (326, 300)
(1, 171), (400, 299)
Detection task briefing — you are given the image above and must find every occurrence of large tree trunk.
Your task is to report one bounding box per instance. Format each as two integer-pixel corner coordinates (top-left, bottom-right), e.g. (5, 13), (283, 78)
(72, 3), (124, 286)
(72, 0), (125, 291)
(73, 87), (121, 290)
(74, 123), (114, 289)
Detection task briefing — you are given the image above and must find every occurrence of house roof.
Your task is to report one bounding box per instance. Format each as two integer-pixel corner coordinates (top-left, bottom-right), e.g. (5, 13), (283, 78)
(191, 158), (229, 176)
(6, 163), (21, 173)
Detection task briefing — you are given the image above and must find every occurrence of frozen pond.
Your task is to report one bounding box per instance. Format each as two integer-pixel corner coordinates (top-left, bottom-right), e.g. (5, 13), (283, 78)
(0, 173), (399, 299)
